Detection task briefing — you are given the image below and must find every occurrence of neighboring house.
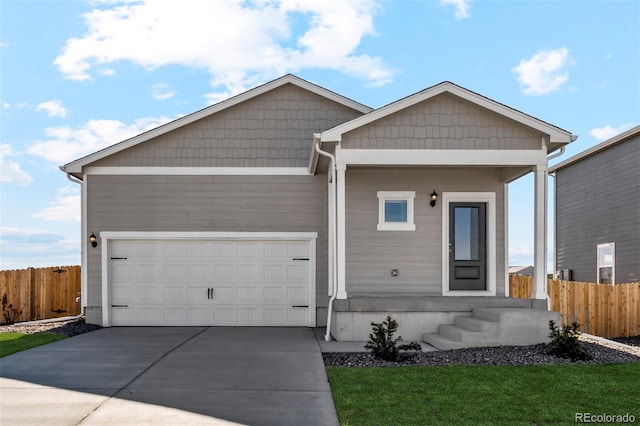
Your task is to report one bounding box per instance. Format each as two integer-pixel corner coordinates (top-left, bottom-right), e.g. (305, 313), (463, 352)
(550, 125), (640, 285)
(509, 266), (534, 276)
(61, 75), (574, 347)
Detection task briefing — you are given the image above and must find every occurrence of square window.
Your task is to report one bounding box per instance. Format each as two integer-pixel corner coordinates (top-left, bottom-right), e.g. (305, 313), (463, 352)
(385, 200), (408, 223)
(377, 191), (415, 231)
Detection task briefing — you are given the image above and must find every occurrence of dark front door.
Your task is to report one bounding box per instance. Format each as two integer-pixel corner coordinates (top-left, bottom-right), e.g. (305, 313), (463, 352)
(449, 203), (487, 291)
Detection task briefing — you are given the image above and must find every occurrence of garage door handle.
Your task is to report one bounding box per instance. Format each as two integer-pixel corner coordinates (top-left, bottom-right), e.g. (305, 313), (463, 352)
(293, 258), (309, 261)
(110, 257), (128, 260)
(208, 288), (214, 300)
(292, 305), (308, 308)
(112, 304), (128, 308)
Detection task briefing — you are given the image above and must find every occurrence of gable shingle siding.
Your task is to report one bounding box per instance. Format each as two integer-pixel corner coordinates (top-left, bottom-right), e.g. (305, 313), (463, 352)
(90, 84), (364, 168)
(342, 93), (543, 150)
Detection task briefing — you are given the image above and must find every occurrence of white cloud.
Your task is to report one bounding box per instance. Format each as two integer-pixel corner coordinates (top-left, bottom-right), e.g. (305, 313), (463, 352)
(440, 0), (471, 20)
(0, 227), (80, 269)
(589, 123), (634, 141)
(54, 0), (393, 94)
(32, 186), (81, 222)
(512, 47), (570, 95)
(0, 144), (33, 185)
(2, 102), (10, 109)
(152, 83), (176, 100)
(36, 100), (69, 118)
(27, 115), (173, 164)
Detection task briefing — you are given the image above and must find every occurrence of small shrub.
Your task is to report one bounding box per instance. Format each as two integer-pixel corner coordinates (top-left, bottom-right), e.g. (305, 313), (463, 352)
(1, 293), (23, 325)
(364, 315), (422, 361)
(548, 320), (590, 361)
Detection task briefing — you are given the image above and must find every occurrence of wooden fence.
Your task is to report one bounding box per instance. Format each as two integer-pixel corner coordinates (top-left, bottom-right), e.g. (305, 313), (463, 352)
(509, 274), (640, 338)
(0, 266), (81, 323)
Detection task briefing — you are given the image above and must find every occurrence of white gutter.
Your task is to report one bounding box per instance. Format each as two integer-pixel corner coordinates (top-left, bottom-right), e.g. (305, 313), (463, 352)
(315, 139), (338, 342)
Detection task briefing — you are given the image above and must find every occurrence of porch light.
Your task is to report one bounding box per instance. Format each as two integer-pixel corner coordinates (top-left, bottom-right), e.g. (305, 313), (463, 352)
(90, 233), (97, 248)
(430, 190), (438, 207)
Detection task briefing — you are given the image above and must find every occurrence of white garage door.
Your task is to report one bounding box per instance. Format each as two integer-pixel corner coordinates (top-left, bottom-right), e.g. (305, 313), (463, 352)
(108, 238), (313, 326)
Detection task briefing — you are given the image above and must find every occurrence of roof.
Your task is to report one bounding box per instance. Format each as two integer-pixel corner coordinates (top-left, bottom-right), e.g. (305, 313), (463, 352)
(60, 74), (373, 175)
(319, 81), (577, 146)
(549, 125), (640, 173)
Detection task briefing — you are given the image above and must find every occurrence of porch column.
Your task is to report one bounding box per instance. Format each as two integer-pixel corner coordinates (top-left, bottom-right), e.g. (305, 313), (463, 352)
(533, 164), (548, 300)
(336, 164), (347, 299)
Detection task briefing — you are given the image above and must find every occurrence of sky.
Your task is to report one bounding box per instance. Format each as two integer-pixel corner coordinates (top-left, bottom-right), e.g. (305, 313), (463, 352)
(1, 0), (639, 271)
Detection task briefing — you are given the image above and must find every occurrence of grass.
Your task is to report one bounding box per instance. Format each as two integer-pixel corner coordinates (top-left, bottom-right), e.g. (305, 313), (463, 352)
(327, 363), (640, 426)
(0, 332), (67, 357)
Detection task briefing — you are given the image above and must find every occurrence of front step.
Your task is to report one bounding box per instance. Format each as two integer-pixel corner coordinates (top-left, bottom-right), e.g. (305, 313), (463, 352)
(423, 307), (560, 350)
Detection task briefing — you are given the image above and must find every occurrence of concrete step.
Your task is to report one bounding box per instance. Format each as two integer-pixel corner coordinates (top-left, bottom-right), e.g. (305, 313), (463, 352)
(423, 307), (560, 350)
(455, 315), (498, 332)
(422, 333), (467, 350)
(472, 307), (545, 322)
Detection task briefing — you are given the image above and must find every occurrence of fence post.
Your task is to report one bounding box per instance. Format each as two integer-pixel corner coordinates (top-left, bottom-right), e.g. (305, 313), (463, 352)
(29, 267), (36, 321)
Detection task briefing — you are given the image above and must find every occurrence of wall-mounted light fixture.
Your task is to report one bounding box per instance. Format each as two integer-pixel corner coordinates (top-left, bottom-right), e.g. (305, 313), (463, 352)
(429, 190), (438, 207)
(90, 233), (97, 248)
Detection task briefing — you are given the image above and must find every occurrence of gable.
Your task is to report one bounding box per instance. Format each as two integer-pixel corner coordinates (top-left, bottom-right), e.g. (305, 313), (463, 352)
(341, 93), (544, 150)
(89, 83), (365, 169)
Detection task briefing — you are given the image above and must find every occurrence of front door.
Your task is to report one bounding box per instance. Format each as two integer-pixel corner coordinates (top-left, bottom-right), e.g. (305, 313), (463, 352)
(449, 203), (487, 291)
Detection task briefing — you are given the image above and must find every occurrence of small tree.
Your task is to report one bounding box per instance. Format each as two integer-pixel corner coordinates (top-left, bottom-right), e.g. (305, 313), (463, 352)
(2, 293), (22, 325)
(365, 316), (422, 361)
(548, 320), (590, 361)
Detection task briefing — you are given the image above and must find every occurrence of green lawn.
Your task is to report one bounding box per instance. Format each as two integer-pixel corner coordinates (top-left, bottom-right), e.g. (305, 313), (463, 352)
(0, 332), (67, 357)
(327, 363), (640, 426)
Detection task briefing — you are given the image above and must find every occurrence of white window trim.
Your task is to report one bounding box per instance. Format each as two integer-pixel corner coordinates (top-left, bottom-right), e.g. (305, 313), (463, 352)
(377, 191), (416, 231)
(442, 192), (496, 296)
(596, 242), (615, 285)
(100, 231), (317, 328)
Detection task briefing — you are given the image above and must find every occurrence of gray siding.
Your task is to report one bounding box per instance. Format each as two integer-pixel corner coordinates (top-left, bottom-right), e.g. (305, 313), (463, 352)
(345, 168), (505, 294)
(342, 93), (543, 150)
(91, 84), (364, 168)
(85, 174), (328, 319)
(556, 136), (640, 283)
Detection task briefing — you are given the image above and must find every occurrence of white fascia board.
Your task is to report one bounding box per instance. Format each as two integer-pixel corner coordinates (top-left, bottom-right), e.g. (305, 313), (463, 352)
(62, 75), (372, 174)
(100, 231), (318, 241)
(336, 149), (547, 167)
(320, 82), (574, 144)
(85, 166), (311, 176)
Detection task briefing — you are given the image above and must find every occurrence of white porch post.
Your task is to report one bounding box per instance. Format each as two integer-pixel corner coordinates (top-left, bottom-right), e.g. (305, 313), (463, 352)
(533, 164), (548, 300)
(336, 164), (347, 299)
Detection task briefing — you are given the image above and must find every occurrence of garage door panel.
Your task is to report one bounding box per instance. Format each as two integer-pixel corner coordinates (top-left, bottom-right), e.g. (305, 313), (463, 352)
(237, 265), (257, 279)
(164, 286), (185, 301)
(110, 238), (312, 326)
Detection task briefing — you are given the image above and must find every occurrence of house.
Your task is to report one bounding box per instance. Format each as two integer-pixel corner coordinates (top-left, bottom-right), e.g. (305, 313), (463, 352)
(61, 75), (574, 348)
(508, 266), (534, 276)
(550, 125), (640, 285)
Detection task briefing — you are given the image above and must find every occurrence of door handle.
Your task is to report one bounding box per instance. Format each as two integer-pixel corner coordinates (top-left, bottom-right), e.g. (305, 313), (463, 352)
(208, 288), (214, 300)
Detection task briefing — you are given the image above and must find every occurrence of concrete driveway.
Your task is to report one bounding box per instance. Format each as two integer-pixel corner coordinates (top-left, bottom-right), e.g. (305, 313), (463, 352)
(0, 327), (338, 426)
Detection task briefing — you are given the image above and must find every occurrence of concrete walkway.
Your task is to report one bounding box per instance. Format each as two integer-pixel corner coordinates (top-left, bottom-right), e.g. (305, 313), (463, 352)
(0, 327), (338, 426)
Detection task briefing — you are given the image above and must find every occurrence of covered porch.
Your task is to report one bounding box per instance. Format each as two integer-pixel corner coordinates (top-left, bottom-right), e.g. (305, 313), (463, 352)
(309, 82), (575, 345)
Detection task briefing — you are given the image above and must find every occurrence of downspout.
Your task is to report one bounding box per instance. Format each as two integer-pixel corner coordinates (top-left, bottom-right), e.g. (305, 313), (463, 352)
(547, 146), (565, 161)
(64, 170), (86, 316)
(544, 145), (566, 311)
(315, 140), (338, 342)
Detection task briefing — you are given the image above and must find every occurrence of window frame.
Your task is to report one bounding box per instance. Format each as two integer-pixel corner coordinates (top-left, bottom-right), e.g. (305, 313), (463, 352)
(376, 191), (416, 231)
(596, 242), (615, 285)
